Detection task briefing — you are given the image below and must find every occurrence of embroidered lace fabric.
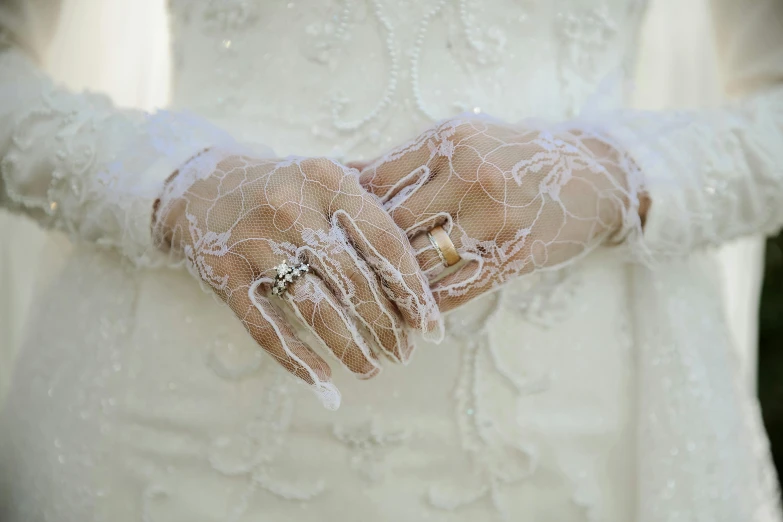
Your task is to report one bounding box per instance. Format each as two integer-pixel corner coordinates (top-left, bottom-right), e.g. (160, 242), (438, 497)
(154, 150), (442, 407)
(0, 47), (235, 266)
(0, 0), (782, 521)
(358, 117), (646, 311)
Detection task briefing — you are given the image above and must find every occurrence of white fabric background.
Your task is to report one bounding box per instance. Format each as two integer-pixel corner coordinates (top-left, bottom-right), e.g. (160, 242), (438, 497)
(0, 0), (764, 401)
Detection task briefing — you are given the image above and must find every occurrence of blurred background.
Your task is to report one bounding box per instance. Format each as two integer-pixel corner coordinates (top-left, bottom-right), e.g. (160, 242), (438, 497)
(0, 0), (781, 490)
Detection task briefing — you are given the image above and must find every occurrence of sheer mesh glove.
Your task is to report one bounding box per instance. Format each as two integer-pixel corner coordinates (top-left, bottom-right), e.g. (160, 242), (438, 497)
(358, 118), (645, 312)
(154, 151), (442, 409)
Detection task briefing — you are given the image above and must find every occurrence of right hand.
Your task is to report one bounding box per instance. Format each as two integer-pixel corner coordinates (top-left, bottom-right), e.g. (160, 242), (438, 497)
(154, 152), (442, 409)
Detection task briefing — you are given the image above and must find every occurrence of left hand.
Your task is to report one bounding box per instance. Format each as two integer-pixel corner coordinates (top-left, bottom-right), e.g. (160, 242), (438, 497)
(155, 153), (442, 408)
(358, 118), (639, 312)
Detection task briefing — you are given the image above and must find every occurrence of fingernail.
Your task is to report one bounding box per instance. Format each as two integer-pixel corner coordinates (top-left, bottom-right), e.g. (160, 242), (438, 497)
(358, 361), (383, 380)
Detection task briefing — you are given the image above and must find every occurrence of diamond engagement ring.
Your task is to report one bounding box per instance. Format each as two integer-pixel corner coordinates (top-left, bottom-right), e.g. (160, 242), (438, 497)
(271, 261), (310, 296)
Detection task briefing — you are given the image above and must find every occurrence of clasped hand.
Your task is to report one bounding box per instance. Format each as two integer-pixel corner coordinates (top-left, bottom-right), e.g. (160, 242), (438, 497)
(154, 118), (636, 408)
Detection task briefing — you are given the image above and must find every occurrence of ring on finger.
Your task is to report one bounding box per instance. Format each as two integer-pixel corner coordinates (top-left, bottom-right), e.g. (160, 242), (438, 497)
(427, 226), (461, 267)
(271, 261), (310, 296)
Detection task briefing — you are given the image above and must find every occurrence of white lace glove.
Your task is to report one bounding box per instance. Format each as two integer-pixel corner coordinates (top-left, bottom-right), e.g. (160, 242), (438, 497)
(154, 151), (442, 409)
(358, 118), (646, 312)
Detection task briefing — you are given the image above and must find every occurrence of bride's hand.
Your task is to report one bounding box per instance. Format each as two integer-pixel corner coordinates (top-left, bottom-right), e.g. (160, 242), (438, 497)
(358, 118), (641, 312)
(154, 152), (441, 408)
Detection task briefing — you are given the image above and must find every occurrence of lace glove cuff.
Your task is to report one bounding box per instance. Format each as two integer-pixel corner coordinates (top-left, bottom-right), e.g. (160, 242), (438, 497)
(101, 113), (239, 266)
(602, 90), (783, 261)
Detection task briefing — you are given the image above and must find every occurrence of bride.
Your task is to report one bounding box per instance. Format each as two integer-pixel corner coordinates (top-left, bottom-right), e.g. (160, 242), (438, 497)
(1, 0), (782, 520)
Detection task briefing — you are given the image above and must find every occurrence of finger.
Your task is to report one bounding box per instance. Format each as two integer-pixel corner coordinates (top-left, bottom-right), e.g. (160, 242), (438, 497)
(303, 235), (416, 364)
(409, 232), (444, 279)
(226, 278), (341, 410)
(367, 142), (461, 235)
(358, 127), (440, 202)
(429, 260), (487, 313)
(284, 273), (382, 379)
(332, 194), (443, 343)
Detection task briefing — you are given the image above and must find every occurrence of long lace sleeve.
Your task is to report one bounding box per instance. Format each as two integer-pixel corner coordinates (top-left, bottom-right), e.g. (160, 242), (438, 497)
(0, 0), (231, 266)
(610, 0), (783, 259)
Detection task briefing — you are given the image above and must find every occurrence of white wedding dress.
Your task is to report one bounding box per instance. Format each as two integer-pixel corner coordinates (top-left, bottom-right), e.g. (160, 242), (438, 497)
(1, 1), (783, 521)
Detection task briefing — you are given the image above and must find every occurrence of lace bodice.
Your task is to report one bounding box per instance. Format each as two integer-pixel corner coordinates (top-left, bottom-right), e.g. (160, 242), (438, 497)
(166, 0), (645, 158)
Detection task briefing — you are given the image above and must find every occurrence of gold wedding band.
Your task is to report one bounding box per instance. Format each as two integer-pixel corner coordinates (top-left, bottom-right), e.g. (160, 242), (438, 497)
(427, 226), (461, 267)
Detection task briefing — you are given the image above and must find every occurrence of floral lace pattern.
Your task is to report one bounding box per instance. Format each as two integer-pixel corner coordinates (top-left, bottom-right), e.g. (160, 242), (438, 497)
(0, 49), (234, 266)
(359, 118), (644, 311)
(1, 0), (783, 520)
(332, 420), (411, 482)
(154, 151), (442, 408)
